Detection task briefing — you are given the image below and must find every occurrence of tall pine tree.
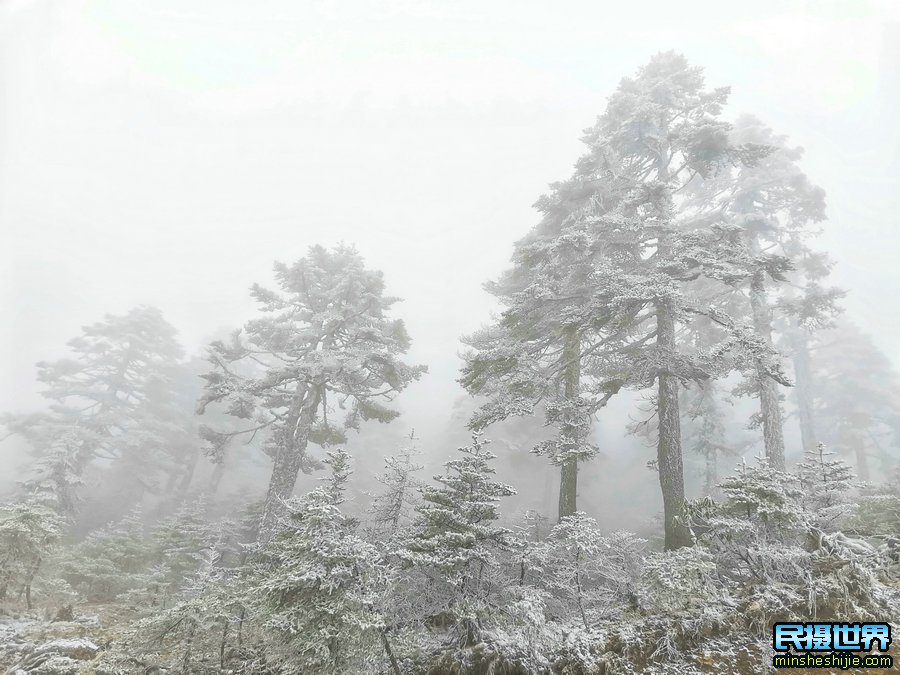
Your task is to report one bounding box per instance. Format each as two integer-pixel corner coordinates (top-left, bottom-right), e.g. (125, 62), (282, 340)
(198, 245), (425, 542)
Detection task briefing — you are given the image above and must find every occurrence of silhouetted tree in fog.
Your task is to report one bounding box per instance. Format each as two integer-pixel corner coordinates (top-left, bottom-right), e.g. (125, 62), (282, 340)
(2, 307), (189, 521)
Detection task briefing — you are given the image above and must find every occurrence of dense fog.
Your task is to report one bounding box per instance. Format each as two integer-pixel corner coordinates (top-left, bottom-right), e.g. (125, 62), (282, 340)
(2, 2), (899, 674)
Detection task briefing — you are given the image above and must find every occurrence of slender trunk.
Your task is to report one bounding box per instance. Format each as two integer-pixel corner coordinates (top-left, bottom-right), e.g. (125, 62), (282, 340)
(237, 607), (245, 649)
(182, 621), (196, 674)
(381, 629), (402, 675)
(258, 385), (321, 544)
(748, 236), (786, 470)
(696, 380), (718, 495)
(656, 299), (690, 550)
(23, 557), (40, 610)
(853, 436), (871, 482)
(207, 459), (226, 495)
(219, 619), (230, 670)
(163, 470), (179, 494)
(176, 447), (200, 497)
(788, 327), (818, 454)
(704, 441), (717, 496)
(558, 327), (581, 521)
(575, 549), (589, 630)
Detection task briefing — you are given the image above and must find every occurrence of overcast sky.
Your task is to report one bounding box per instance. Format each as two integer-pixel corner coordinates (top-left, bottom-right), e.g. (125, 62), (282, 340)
(3, 0), (900, 436)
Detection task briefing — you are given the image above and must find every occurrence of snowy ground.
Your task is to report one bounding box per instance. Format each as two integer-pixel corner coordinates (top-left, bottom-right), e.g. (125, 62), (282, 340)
(0, 609), (114, 674)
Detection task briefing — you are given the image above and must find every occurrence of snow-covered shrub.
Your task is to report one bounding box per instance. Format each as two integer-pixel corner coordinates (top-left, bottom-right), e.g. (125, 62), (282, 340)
(528, 513), (644, 628)
(638, 546), (719, 615)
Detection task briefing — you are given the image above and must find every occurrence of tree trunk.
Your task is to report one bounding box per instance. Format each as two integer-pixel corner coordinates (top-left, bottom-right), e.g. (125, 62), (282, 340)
(176, 447), (200, 497)
(23, 557), (40, 610)
(163, 470), (179, 494)
(788, 327), (818, 455)
(380, 629), (402, 675)
(656, 299), (690, 550)
(852, 436), (871, 482)
(258, 386), (321, 544)
(703, 442), (717, 496)
(651, 123), (688, 550)
(757, 376), (786, 470)
(558, 459), (578, 521)
(207, 459), (226, 495)
(748, 238), (786, 470)
(219, 618), (230, 671)
(237, 607), (245, 649)
(557, 327), (581, 521)
(182, 621), (196, 674)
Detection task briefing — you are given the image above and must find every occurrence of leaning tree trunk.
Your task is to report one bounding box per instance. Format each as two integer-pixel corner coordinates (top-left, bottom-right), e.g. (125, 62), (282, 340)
(656, 299), (691, 550)
(748, 239), (786, 470)
(23, 557), (40, 611)
(557, 327), (581, 521)
(176, 446), (201, 497)
(787, 326), (818, 455)
(207, 459), (226, 496)
(258, 386), (321, 544)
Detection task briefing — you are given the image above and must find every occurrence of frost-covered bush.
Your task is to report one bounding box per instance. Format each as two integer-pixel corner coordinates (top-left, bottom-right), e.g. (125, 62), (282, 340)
(528, 513), (644, 627)
(638, 546), (720, 615)
(686, 458), (809, 587)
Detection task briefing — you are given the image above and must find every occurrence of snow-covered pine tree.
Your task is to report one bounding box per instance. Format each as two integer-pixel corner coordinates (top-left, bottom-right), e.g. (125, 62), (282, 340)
(368, 435), (424, 538)
(472, 53), (787, 549)
(1, 307), (190, 520)
(0, 500), (62, 609)
(255, 449), (391, 674)
(461, 54), (787, 539)
(402, 434), (516, 646)
(460, 199), (629, 521)
(198, 245), (426, 543)
(797, 442), (856, 529)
